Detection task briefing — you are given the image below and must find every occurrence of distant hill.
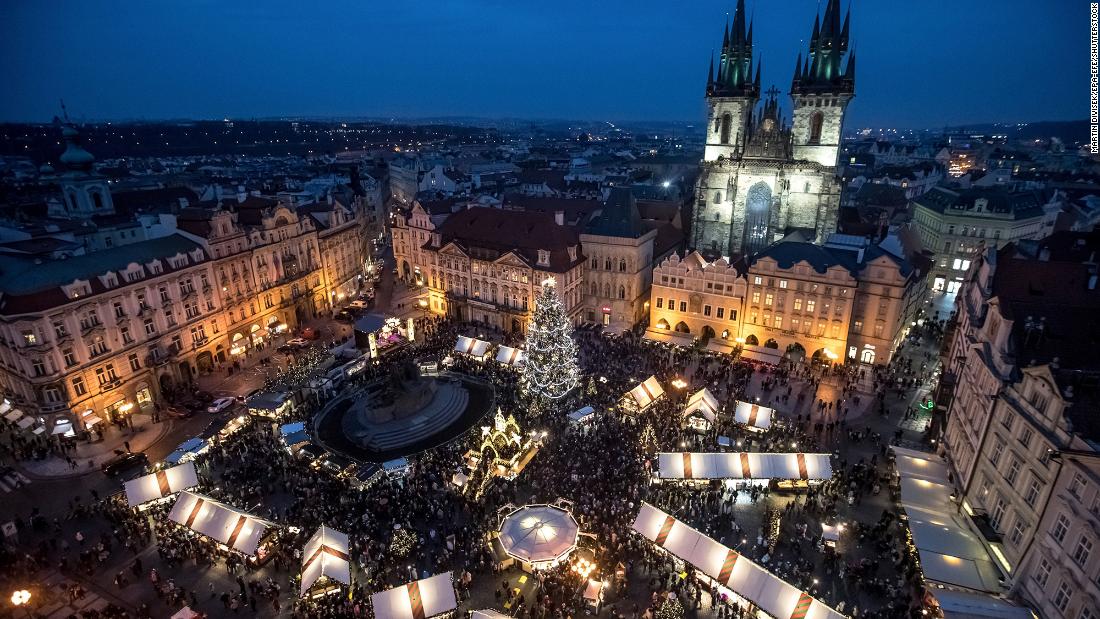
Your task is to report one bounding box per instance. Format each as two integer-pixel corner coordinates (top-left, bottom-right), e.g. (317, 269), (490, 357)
(944, 120), (1090, 145)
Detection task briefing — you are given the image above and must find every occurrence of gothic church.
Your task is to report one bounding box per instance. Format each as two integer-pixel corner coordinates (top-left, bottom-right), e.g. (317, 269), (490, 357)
(691, 0), (855, 257)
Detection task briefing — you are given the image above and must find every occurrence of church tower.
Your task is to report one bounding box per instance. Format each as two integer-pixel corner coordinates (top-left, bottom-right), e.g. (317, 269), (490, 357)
(790, 0), (855, 168)
(703, 0), (759, 163)
(49, 122), (115, 219)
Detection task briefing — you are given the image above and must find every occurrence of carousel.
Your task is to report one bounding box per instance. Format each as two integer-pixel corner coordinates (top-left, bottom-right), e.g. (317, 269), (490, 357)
(494, 500), (581, 571)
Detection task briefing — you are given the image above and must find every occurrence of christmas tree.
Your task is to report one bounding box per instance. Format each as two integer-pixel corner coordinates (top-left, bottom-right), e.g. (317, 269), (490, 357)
(522, 277), (580, 401)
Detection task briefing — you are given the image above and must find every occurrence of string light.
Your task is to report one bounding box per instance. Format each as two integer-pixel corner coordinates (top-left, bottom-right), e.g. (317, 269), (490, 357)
(390, 528), (416, 557)
(521, 278), (580, 401)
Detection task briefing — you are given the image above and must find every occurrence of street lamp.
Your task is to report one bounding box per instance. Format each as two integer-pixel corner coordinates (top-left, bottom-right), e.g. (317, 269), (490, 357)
(119, 402), (134, 415)
(11, 591), (30, 607)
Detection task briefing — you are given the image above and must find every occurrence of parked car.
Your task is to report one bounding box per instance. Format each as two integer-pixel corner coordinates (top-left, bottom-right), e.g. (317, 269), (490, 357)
(192, 390), (214, 404)
(102, 452), (149, 477)
(335, 310), (355, 323)
(207, 397), (236, 414)
(237, 388), (263, 403)
(165, 406), (194, 419)
(348, 300), (369, 311)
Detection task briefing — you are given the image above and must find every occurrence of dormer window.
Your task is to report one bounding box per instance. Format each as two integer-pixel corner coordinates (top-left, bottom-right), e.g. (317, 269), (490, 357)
(537, 250), (550, 266)
(568, 246), (577, 261)
(149, 261), (163, 275)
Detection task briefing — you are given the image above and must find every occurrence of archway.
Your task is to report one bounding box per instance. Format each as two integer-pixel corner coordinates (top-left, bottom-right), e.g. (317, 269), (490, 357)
(785, 342), (806, 361)
(656, 318), (670, 330)
(860, 349), (876, 364)
(402, 260), (411, 279)
(511, 318), (521, 333)
(763, 338), (779, 349)
(196, 351), (214, 373)
(744, 334), (759, 346)
(811, 348), (828, 364)
(674, 321), (690, 334)
(701, 325), (716, 342)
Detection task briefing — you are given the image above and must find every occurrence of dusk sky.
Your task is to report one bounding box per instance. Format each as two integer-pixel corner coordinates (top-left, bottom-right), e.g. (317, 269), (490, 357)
(0, 0), (1086, 128)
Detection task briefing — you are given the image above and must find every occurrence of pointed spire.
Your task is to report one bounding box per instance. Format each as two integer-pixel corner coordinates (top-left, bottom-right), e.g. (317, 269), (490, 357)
(747, 18), (754, 48)
(707, 52), (715, 88)
(733, 0), (747, 47)
(845, 50), (856, 81)
(792, 51), (803, 85)
(840, 3), (851, 50)
(754, 60), (761, 89)
(723, 16), (730, 49)
(810, 13), (820, 48)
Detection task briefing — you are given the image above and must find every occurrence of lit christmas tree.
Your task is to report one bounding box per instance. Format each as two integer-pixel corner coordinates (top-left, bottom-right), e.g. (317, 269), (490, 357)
(522, 277), (580, 401)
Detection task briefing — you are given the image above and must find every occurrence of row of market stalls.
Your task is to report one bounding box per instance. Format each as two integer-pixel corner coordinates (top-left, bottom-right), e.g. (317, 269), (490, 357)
(452, 336), (526, 367)
(621, 378), (775, 435)
(657, 452), (833, 484)
(1, 399), (51, 437)
(889, 446), (1032, 618)
(633, 502), (845, 619)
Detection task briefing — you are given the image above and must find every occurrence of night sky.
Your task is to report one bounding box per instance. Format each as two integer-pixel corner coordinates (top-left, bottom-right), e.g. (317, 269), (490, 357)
(0, 0), (1086, 128)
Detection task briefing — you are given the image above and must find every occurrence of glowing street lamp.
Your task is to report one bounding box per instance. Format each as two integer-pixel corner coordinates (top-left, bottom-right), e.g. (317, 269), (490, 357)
(119, 402), (135, 415)
(11, 590), (30, 607)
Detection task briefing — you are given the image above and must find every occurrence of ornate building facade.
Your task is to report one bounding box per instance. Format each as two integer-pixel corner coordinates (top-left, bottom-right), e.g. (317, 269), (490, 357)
(691, 0), (855, 257)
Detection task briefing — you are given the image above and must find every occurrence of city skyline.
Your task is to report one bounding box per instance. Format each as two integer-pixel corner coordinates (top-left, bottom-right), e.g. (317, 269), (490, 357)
(1, 0), (1086, 128)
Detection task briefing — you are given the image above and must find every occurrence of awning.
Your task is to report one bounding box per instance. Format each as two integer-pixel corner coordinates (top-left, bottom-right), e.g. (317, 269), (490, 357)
(471, 611), (512, 619)
(568, 406), (595, 424)
(83, 413), (104, 428)
(15, 416), (35, 430)
(494, 345), (525, 366)
(124, 462), (199, 507)
(931, 588), (1033, 618)
(705, 339), (737, 354)
(583, 579), (603, 601)
(643, 329), (694, 346)
(739, 344), (782, 365)
(626, 376), (664, 410)
(820, 523), (841, 542)
(251, 328), (269, 339)
(682, 388), (719, 423)
(168, 491), (272, 556)
(657, 452), (833, 481)
(733, 400), (773, 431)
(166, 437), (207, 465)
(51, 420), (74, 436)
(300, 525), (351, 596)
(371, 573), (457, 619)
(455, 335), (490, 358)
(280, 422), (306, 437)
(3, 409), (23, 422)
(890, 446), (1008, 594)
(633, 503), (845, 619)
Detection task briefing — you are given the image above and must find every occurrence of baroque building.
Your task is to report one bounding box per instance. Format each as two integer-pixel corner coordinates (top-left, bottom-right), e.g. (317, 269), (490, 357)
(691, 0), (855, 257)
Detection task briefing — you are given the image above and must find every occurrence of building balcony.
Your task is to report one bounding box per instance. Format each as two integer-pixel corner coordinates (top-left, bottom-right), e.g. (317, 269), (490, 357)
(191, 336), (208, 350)
(79, 321), (104, 336)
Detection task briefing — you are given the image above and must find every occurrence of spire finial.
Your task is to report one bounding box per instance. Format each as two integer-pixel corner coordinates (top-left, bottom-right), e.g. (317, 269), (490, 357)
(60, 99), (70, 123)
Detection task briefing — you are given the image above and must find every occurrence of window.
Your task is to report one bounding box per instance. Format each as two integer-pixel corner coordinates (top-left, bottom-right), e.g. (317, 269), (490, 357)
(1070, 472), (1088, 500)
(753, 276), (762, 285)
(53, 321), (68, 338)
(1074, 535), (1093, 567)
(752, 291), (761, 304)
(144, 318), (156, 336)
(120, 325), (133, 345)
(1000, 408), (1014, 430)
(853, 320), (863, 334)
(1006, 459), (1021, 485)
(679, 301), (687, 312)
(619, 259), (626, 272)
(764, 293), (773, 307)
(991, 497), (1007, 530)
(794, 298), (803, 311)
(32, 358), (45, 377)
(808, 111), (823, 143)
(63, 348), (77, 367)
(774, 315), (783, 329)
(1019, 427), (1033, 448)
(717, 307), (725, 319)
(990, 439), (1005, 466)
(703, 305), (712, 317)
(22, 330), (37, 345)
(1024, 478), (1042, 506)
(71, 376), (87, 396)
(806, 300), (816, 313)
(779, 280), (788, 289)
(113, 301), (125, 318)
(128, 353), (140, 372)
(1052, 513), (1070, 542)
(1033, 558), (1051, 587)
(1009, 518), (1028, 546)
(1053, 581), (1072, 612)
(656, 298), (663, 309)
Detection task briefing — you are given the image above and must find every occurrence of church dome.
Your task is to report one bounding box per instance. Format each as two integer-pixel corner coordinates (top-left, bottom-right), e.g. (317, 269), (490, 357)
(58, 125), (95, 171)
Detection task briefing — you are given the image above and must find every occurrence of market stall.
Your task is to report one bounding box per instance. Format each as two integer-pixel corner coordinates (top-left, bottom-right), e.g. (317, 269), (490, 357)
(168, 491), (275, 559)
(632, 502), (845, 619)
(681, 388), (720, 432)
(656, 452), (833, 484)
(622, 376), (664, 413)
(494, 345), (525, 367)
(300, 525), (351, 597)
(732, 400), (773, 432)
(567, 406), (595, 427)
(454, 335), (491, 360)
(371, 573), (457, 619)
(496, 501), (580, 571)
(165, 437), (208, 465)
(471, 610), (512, 619)
(820, 523), (841, 549)
(124, 462), (199, 508)
(246, 391), (295, 418)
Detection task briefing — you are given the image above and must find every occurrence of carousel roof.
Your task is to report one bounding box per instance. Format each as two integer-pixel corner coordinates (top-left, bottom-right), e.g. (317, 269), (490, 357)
(498, 504), (579, 564)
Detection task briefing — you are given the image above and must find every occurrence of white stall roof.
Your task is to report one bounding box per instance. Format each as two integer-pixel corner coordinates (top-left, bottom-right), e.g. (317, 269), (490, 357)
(733, 401), (773, 430)
(657, 452), (832, 481)
(472, 611), (512, 619)
(168, 491), (271, 556)
(890, 446), (1008, 594)
(627, 376), (665, 410)
(371, 573), (457, 619)
(683, 388), (719, 422)
(300, 525), (351, 596)
(495, 345), (526, 366)
(124, 462), (199, 507)
(642, 329), (694, 346)
(280, 422), (306, 437)
(455, 336), (490, 358)
(632, 503), (844, 619)
(568, 406), (595, 424)
(3, 408), (22, 422)
(498, 504), (579, 564)
(739, 345), (782, 365)
(820, 523), (841, 542)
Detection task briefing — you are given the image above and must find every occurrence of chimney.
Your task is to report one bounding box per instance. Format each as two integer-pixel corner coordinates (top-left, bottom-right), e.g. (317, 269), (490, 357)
(554, 210), (565, 226)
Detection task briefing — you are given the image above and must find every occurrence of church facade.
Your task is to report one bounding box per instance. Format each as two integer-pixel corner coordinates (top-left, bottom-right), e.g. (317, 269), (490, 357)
(691, 0), (856, 258)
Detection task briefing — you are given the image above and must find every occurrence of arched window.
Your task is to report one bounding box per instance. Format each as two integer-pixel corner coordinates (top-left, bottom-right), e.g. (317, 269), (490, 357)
(591, 257), (598, 269)
(604, 258), (612, 270)
(590, 282), (598, 296)
(92, 191), (104, 211)
(618, 285), (626, 300)
(809, 112), (824, 144)
(713, 116), (721, 133)
(603, 283), (611, 298)
(619, 259), (626, 272)
(720, 113), (732, 144)
(713, 191), (722, 204)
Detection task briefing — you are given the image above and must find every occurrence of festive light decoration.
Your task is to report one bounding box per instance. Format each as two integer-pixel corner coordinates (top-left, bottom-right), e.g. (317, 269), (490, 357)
(766, 508), (782, 554)
(572, 557), (596, 579)
(640, 423), (658, 455)
(390, 527), (417, 557)
(655, 593), (684, 619)
(521, 277), (580, 401)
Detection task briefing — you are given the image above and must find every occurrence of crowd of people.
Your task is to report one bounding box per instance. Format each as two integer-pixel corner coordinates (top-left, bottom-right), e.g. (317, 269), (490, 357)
(0, 311), (945, 619)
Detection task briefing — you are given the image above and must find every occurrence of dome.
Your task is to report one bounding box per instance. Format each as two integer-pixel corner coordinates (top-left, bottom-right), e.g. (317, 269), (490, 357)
(58, 125), (95, 171)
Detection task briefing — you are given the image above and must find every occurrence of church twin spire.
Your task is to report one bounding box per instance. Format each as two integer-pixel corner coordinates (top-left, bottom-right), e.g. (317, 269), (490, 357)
(706, 0), (760, 98)
(791, 0), (855, 94)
